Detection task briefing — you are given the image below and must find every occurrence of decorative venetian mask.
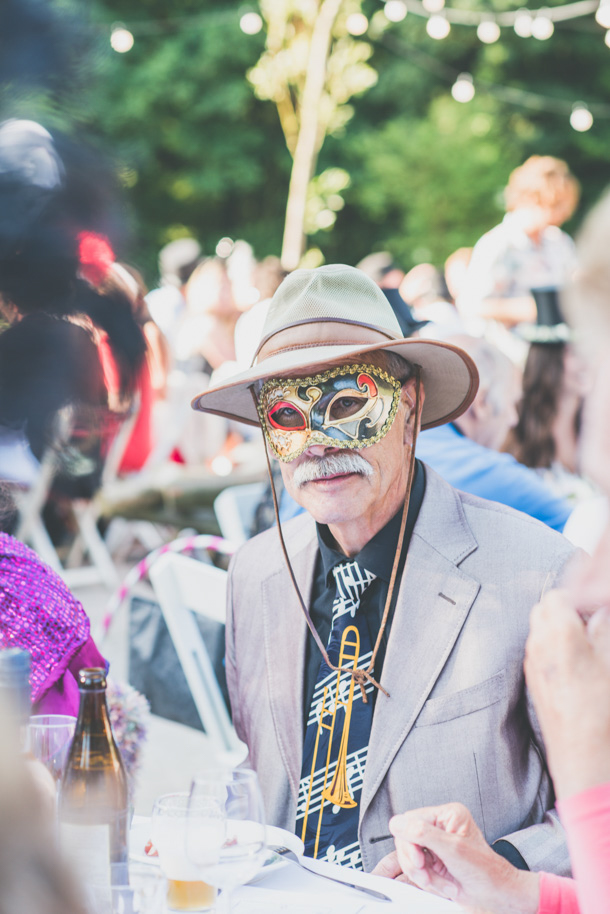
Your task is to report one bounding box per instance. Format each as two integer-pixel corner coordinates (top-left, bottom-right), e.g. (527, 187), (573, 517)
(257, 363), (402, 462)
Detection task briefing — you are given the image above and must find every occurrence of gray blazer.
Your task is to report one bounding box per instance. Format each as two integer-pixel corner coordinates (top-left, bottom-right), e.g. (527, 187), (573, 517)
(226, 467), (576, 874)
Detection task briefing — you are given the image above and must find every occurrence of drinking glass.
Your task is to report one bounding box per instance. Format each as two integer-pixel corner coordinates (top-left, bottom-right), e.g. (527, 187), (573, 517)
(186, 768), (266, 914)
(86, 862), (167, 914)
(28, 714), (77, 782)
(151, 793), (217, 912)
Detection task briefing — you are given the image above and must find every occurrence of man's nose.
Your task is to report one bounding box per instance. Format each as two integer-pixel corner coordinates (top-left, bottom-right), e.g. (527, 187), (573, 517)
(304, 443), (341, 458)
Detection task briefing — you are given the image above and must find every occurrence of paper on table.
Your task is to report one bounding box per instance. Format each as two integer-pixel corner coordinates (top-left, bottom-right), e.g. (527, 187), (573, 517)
(233, 886), (366, 914)
(243, 855), (463, 912)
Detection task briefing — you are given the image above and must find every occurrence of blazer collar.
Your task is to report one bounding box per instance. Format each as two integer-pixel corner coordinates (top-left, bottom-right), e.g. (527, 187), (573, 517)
(361, 467), (480, 819)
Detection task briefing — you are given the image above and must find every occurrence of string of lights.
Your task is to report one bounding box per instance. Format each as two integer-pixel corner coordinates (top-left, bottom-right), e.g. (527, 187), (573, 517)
(387, 0), (598, 27)
(379, 30), (610, 130)
(106, 1), (609, 50)
(108, 7), (262, 53)
(104, 2), (609, 131)
(379, 0), (610, 42)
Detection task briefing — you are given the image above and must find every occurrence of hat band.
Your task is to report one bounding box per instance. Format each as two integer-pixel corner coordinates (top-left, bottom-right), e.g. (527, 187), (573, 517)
(254, 318), (400, 366)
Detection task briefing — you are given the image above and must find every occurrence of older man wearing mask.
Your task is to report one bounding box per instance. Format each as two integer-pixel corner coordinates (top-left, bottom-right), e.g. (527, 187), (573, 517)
(193, 264), (575, 876)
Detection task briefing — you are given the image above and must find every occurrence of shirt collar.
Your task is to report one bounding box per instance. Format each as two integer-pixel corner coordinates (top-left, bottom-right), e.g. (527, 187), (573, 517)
(316, 459), (425, 585)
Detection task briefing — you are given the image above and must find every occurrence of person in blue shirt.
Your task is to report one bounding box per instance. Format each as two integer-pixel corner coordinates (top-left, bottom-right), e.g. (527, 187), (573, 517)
(416, 335), (571, 533)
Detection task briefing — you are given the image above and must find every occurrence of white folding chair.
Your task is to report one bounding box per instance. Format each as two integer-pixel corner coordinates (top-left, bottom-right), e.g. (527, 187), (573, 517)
(149, 552), (246, 763)
(213, 482), (265, 545)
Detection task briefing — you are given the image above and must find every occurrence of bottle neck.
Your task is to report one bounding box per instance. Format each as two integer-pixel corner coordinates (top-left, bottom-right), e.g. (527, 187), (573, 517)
(76, 688), (114, 739)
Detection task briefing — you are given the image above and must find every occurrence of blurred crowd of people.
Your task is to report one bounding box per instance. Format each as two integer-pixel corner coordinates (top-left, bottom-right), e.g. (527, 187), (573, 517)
(0, 129), (596, 556)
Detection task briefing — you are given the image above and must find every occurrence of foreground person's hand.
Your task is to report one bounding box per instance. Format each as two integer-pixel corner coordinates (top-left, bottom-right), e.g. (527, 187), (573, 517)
(373, 803), (539, 914)
(525, 589), (610, 800)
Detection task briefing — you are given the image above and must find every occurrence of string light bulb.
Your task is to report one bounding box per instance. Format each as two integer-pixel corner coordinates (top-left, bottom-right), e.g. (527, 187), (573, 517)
(596, 1), (610, 29)
(110, 25), (134, 53)
(239, 11), (263, 34)
(216, 237), (234, 258)
(346, 12), (369, 35)
(531, 13), (554, 40)
(384, 0), (407, 22)
(427, 14), (450, 39)
(605, 28), (610, 46)
(477, 20), (501, 44)
(451, 73), (475, 103)
(570, 103), (593, 131)
(422, 0), (445, 11)
(514, 9), (533, 37)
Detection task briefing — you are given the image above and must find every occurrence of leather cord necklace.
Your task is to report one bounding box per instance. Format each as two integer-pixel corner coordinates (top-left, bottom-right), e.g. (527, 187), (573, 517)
(250, 366), (423, 703)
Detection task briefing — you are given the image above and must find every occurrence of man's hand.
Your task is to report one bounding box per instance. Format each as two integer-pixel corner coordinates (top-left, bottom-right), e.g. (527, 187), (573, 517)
(372, 803), (539, 914)
(525, 589), (610, 800)
(370, 850), (416, 885)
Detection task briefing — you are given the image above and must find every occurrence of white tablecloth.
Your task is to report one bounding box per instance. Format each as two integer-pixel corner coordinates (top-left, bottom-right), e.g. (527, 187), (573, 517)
(234, 854), (462, 913)
(130, 815), (462, 912)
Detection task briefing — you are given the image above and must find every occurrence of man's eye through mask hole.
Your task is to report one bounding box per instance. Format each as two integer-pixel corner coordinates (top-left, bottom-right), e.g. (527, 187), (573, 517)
(257, 363), (402, 462)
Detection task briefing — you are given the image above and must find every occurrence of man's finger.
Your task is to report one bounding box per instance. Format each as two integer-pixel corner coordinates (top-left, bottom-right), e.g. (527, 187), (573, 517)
(371, 850), (402, 880)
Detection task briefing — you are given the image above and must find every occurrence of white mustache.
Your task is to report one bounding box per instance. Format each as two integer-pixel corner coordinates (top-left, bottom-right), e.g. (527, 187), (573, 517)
(292, 451), (373, 488)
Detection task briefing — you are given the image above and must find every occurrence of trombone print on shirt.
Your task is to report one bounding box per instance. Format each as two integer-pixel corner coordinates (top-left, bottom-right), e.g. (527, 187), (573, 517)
(296, 560), (377, 870)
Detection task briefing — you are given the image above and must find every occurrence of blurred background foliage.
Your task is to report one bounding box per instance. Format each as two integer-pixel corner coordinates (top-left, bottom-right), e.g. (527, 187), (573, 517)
(2, 0), (610, 281)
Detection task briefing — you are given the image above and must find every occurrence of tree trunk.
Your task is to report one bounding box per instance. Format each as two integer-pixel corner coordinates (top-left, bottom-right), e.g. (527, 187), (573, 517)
(280, 0), (343, 271)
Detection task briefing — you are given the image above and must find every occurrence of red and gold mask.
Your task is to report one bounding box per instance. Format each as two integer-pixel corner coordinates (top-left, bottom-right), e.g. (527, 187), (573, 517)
(257, 363), (402, 462)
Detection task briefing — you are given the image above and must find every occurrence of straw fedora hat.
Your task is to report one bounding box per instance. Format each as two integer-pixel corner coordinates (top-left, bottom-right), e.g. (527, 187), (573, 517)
(192, 264), (479, 429)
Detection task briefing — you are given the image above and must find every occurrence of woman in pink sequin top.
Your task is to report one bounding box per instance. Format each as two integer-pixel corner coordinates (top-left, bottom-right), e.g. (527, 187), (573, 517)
(0, 531), (107, 716)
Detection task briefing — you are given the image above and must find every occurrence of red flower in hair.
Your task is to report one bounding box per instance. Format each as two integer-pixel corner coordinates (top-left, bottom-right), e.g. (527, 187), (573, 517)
(78, 232), (115, 286)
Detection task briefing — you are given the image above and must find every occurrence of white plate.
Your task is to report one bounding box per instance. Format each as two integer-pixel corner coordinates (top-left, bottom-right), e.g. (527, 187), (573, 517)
(129, 817), (303, 876)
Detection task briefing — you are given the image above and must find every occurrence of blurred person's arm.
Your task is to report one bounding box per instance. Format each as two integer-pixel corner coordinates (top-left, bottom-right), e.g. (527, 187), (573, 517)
(143, 320), (172, 398)
(456, 231), (536, 327)
(469, 294), (537, 327)
(525, 592), (610, 801)
(524, 590), (610, 914)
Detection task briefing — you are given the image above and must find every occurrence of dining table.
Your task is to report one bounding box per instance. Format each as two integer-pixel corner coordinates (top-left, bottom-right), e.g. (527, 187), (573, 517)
(233, 850), (464, 913)
(130, 815), (463, 913)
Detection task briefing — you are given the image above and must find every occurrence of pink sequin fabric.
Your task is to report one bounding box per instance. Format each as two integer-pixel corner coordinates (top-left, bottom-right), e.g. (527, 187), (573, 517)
(0, 532), (92, 702)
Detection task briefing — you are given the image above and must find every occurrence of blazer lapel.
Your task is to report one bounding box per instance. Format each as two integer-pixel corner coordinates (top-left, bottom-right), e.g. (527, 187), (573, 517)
(261, 520), (317, 801)
(361, 469), (480, 817)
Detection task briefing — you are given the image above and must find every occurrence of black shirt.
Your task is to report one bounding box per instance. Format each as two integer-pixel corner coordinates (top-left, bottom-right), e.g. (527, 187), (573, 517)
(302, 460), (426, 726)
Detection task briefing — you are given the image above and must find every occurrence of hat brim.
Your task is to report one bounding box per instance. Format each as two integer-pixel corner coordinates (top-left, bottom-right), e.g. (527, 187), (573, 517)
(192, 338), (479, 431)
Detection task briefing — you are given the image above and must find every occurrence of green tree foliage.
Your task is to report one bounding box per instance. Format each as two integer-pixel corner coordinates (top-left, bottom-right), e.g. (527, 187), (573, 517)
(6, 0), (610, 278)
(324, 2), (610, 269)
(80, 1), (292, 276)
